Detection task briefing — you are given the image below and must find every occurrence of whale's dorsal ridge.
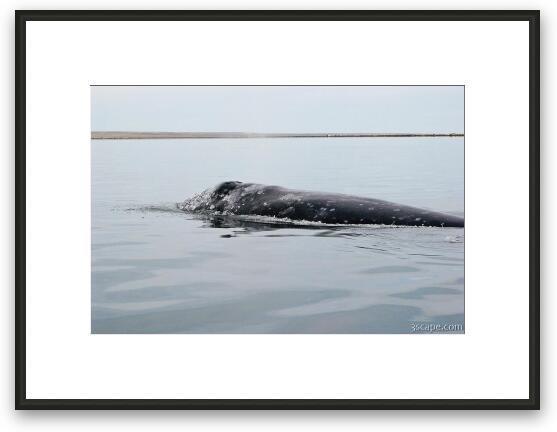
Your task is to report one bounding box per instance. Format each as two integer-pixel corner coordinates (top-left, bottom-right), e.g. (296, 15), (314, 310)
(181, 181), (464, 227)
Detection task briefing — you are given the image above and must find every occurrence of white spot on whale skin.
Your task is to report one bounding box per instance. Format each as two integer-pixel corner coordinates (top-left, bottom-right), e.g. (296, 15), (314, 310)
(415, 217), (421, 221)
(329, 208), (336, 212)
(344, 220), (348, 223)
(263, 202), (268, 206)
(209, 204), (215, 210)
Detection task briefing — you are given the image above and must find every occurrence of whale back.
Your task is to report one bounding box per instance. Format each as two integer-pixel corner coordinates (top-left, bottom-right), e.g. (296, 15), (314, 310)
(179, 181), (464, 227)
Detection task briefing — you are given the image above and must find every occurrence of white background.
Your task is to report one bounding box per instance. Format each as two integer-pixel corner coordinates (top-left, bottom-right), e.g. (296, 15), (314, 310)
(25, 19), (530, 400)
(0, 0), (554, 430)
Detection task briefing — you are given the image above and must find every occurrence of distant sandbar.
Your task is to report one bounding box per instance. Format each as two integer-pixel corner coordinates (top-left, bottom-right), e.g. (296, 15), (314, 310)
(91, 131), (464, 140)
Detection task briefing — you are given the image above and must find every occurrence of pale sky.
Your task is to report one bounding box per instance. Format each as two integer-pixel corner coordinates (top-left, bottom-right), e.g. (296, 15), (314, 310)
(91, 86), (464, 133)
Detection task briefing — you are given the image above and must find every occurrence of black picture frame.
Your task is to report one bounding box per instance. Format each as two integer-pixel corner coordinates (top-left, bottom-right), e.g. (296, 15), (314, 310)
(15, 9), (540, 410)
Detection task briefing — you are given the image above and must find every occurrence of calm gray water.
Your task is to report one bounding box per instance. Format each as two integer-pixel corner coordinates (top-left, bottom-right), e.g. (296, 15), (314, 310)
(91, 138), (464, 333)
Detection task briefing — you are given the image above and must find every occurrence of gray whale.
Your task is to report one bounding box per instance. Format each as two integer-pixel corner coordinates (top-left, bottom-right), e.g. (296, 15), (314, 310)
(179, 181), (464, 227)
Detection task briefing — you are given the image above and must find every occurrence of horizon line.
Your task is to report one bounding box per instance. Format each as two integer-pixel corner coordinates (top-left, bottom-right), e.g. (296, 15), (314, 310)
(91, 131), (464, 140)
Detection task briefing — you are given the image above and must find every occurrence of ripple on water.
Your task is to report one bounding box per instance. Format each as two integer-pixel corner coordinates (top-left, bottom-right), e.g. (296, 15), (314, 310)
(361, 265), (420, 274)
(390, 286), (462, 300)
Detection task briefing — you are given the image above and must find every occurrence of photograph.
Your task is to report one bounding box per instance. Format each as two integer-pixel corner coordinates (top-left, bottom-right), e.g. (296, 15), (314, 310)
(15, 8), (539, 411)
(91, 85), (465, 334)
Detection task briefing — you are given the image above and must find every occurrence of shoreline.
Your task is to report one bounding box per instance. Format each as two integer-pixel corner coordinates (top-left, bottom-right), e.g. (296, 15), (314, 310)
(91, 131), (464, 140)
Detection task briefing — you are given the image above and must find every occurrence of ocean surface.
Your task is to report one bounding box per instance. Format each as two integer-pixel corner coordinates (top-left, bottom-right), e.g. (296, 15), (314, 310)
(91, 137), (464, 333)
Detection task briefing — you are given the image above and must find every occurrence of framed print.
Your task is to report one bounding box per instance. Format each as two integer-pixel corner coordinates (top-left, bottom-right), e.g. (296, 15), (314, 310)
(15, 10), (540, 409)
